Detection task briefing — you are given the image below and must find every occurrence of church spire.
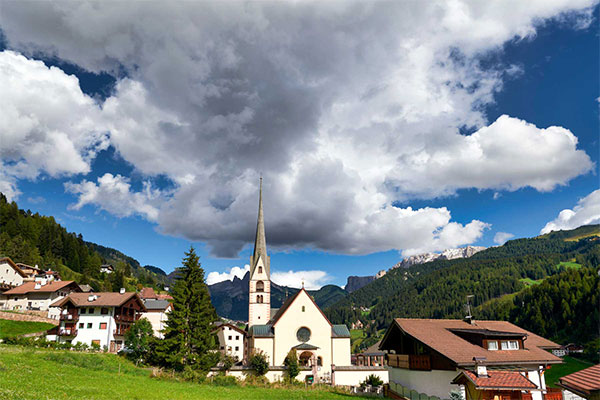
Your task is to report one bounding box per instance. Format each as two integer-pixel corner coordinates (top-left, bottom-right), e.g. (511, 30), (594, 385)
(251, 177), (269, 276)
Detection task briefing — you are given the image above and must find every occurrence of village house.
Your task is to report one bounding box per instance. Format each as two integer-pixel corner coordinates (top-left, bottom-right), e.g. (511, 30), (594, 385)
(141, 298), (171, 339)
(213, 322), (246, 362)
(100, 264), (114, 274)
(380, 318), (562, 400)
(0, 257), (28, 290)
(47, 290), (146, 352)
(558, 364), (600, 400)
(0, 280), (81, 318)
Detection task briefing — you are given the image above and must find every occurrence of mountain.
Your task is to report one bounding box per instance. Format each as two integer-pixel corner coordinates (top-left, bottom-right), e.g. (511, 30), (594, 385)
(208, 271), (347, 321)
(143, 265), (167, 276)
(346, 276), (376, 293)
(392, 245), (486, 269)
(325, 226), (599, 339)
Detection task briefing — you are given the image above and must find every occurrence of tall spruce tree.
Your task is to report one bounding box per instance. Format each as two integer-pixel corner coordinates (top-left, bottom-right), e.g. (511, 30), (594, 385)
(156, 247), (219, 372)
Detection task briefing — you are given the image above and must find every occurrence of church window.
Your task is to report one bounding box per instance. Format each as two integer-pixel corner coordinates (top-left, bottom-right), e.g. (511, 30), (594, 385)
(258, 266), (263, 274)
(302, 306), (305, 312)
(297, 327), (311, 342)
(317, 356), (323, 366)
(257, 295), (263, 303)
(256, 281), (264, 292)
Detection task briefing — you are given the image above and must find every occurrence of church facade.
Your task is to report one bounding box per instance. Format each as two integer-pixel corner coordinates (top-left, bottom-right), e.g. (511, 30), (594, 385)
(245, 179), (352, 381)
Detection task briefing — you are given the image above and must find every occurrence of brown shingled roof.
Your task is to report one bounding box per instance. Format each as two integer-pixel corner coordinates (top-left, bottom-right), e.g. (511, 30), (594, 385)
(51, 292), (145, 309)
(381, 318), (561, 367)
(558, 364), (600, 396)
(0, 257), (27, 278)
(3, 280), (79, 295)
(453, 370), (538, 390)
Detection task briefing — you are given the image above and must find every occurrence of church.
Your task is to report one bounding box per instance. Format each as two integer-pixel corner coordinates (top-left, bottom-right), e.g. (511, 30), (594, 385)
(244, 179), (352, 382)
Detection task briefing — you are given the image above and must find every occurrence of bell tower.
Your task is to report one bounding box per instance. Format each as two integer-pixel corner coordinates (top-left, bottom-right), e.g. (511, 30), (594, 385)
(248, 178), (271, 327)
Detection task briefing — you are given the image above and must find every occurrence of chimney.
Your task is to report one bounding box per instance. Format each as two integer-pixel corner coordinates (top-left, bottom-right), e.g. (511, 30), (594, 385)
(34, 283), (41, 290)
(119, 288), (125, 294)
(473, 357), (487, 377)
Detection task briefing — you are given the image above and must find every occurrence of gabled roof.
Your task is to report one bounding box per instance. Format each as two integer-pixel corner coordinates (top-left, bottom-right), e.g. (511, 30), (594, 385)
(0, 257), (27, 278)
(452, 370), (538, 390)
(3, 280), (79, 295)
(558, 364), (600, 396)
(51, 292), (145, 309)
(293, 343), (319, 350)
(332, 324), (351, 338)
(212, 322), (246, 336)
(143, 299), (171, 311)
(139, 287), (158, 299)
(380, 319), (561, 367)
(269, 288), (332, 327)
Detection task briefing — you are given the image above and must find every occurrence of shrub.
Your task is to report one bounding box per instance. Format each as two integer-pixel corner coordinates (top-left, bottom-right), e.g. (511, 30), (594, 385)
(248, 350), (269, 376)
(182, 365), (207, 383)
(360, 374), (384, 388)
(211, 374), (238, 386)
(220, 353), (235, 371)
(283, 350), (299, 382)
(91, 342), (101, 351)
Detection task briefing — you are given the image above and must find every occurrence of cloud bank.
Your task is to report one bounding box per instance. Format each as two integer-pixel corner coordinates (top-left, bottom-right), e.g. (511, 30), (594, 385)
(0, 1), (596, 257)
(541, 190), (600, 234)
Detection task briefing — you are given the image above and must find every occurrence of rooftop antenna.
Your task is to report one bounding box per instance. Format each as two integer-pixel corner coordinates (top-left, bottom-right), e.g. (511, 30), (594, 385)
(465, 295), (475, 324)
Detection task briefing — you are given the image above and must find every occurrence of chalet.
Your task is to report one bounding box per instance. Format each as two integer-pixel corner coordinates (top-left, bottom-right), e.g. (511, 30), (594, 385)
(100, 264), (114, 274)
(213, 322), (247, 362)
(0, 280), (81, 317)
(0, 257), (28, 290)
(47, 290), (146, 352)
(558, 364), (600, 400)
(16, 262), (42, 279)
(380, 318), (562, 400)
(141, 298), (171, 338)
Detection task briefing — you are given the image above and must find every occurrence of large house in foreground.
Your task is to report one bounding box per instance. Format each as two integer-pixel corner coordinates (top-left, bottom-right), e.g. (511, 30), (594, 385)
(47, 291), (146, 352)
(380, 318), (562, 400)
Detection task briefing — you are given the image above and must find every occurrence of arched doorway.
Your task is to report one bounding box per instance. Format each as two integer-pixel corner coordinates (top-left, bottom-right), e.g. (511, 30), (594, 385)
(299, 351), (313, 367)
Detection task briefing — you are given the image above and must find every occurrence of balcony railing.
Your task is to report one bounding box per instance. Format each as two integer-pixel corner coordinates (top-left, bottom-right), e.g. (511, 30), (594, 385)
(60, 312), (79, 321)
(58, 328), (77, 336)
(113, 326), (131, 336)
(114, 314), (136, 323)
(386, 354), (431, 370)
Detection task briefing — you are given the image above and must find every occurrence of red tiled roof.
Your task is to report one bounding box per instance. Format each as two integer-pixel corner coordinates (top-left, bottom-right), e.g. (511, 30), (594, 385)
(3, 280), (79, 295)
(382, 319), (561, 366)
(139, 287), (158, 299)
(558, 364), (600, 395)
(456, 370), (538, 389)
(52, 292), (145, 309)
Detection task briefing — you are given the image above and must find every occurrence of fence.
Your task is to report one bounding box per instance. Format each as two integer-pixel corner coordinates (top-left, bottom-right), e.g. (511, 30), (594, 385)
(388, 381), (447, 400)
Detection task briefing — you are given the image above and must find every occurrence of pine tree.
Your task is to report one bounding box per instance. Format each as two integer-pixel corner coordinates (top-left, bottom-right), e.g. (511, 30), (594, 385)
(155, 247), (219, 372)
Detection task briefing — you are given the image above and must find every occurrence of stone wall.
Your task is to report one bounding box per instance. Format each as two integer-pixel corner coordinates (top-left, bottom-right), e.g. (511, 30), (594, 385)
(0, 311), (58, 325)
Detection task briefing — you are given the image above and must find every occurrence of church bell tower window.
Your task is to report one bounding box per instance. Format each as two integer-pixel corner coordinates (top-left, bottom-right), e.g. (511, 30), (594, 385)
(256, 281), (264, 292)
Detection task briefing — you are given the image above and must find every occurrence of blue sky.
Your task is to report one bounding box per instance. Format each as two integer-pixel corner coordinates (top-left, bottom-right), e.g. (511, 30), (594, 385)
(0, 2), (598, 289)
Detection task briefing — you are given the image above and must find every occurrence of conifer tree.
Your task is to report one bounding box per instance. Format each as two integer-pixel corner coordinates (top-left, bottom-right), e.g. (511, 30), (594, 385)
(155, 247), (219, 372)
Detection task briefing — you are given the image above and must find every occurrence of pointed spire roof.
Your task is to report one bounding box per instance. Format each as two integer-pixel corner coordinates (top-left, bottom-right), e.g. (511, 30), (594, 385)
(250, 177), (269, 276)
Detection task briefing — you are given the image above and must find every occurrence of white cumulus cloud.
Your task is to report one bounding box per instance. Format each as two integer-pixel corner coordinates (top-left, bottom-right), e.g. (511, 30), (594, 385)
(206, 265), (250, 285)
(271, 270), (332, 290)
(494, 232), (515, 245)
(541, 190), (600, 234)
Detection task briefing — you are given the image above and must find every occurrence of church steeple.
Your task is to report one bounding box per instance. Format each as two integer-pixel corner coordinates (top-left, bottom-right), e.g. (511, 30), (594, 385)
(250, 177), (269, 277)
(248, 177), (270, 327)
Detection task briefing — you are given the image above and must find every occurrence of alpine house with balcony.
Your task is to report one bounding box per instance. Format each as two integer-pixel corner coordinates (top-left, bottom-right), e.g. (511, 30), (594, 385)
(47, 290), (146, 352)
(379, 318), (562, 400)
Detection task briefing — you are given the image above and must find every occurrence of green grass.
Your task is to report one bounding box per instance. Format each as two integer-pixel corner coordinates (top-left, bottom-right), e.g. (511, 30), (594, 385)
(350, 329), (363, 340)
(0, 319), (55, 339)
(0, 346), (353, 400)
(544, 356), (593, 388)
(519, 278), (543, 287)
(557, 261), (581, 270)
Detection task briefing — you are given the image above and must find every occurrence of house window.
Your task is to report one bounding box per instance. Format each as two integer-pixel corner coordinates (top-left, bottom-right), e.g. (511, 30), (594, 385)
(236, 335), (239, 340)
(92, 340), (100, 346)
(101, 308), (109, 315)
(235, 346), (239, 351)
(317, 356), (323, 366)
(79, 323), (84, 328)
(220, 346), (224, 350)
(256, 281), (264, 292)
(487, 341), (498, 351)
(100, 323), (107, 330)
(87, 323), (92, 329)
(501, 340), (519, 350)
(88, 308), (94, 314)
(228, 336), (232, 340)
(80, 308), (86, 314)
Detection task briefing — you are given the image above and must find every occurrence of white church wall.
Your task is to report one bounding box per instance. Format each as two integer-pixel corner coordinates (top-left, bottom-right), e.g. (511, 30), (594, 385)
(331, 337), (351, 366)
(272, 290), (333, 370)
(252, 337), (274, 365)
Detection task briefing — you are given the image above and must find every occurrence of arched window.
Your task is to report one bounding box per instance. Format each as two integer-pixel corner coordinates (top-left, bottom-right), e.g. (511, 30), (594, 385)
(257, 295), (263, 303)
(258, 266), (263, 274)
(256, 281), (264, 292)
(317, 356), (323, 366)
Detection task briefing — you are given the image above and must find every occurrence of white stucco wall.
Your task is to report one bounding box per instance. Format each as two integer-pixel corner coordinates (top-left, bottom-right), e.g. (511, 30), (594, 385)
(70, 307), (117, 349)
(141, 309), (169, 339)
(253, 337), (274, 364)
(0, 262), (24, 287)
(216, 326), (245, 362)
(334, 369), (389, 386)
(272, 290), (334, 372)
(562, 389), (585, 400)
(388, 367), (462, 398)
(527, 368), (545, 400)
(0, 291), (66, 312)
(332, 337), (351, 366)
(249, 255), (271, 326)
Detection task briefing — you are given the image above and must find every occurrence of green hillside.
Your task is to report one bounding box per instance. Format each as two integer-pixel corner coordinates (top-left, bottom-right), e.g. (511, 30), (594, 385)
(325, 227), (599, 355)
(0, 193), (166, 292)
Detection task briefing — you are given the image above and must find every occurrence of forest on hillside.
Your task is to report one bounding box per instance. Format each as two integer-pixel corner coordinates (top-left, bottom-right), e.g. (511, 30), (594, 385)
(325, 230), (599, 355)
(0, 194), (164, 291)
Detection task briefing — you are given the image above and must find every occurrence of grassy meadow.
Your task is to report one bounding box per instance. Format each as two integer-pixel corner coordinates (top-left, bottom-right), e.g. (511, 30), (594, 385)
(0, 319), (55, 339)
(0, 346), (354, 400)
(544, 355), (594, 388)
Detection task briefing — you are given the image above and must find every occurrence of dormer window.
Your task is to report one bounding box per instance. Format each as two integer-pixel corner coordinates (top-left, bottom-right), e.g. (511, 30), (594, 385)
(501, 340), (519, 350)
(487, 341), (498, 351)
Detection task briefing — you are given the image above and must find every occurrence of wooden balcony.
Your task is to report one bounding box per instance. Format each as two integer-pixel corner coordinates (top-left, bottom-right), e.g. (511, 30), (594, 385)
(387, 354), (431, 370)
(57, 327), (77, 337)
(114, 314), (136, 323)
(113, 325), (131, 336)
(60, 310), (79, 321)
